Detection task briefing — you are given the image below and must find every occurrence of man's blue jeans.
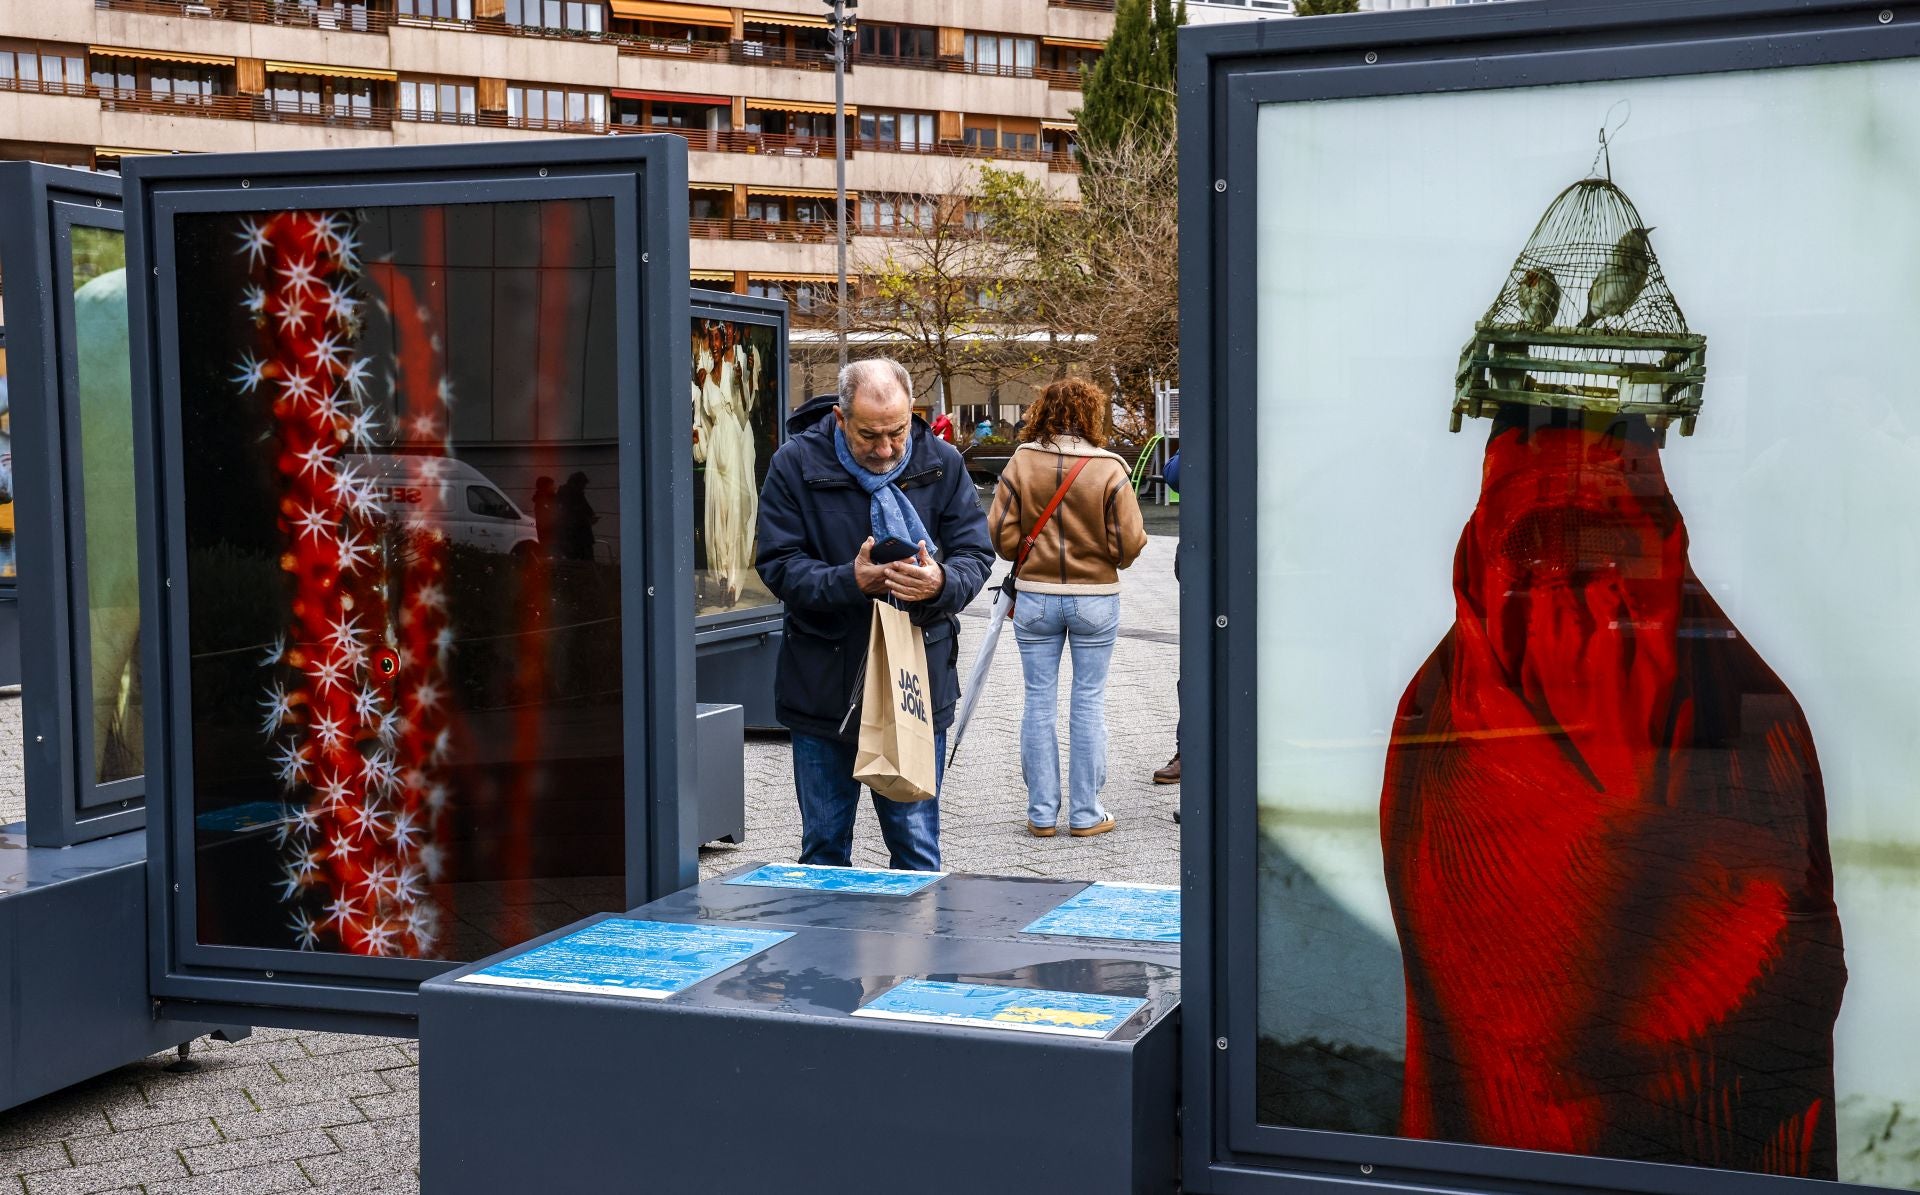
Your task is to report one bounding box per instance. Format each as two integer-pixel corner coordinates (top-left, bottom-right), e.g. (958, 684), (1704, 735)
(790, 730), (945, 872)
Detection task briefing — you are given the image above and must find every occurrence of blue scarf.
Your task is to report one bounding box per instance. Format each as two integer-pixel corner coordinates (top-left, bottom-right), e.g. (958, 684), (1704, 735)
(834, 423), (934, 552)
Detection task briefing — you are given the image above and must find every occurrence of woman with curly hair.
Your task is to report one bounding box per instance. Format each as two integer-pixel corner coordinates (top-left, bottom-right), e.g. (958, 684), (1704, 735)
(988, 377), (1148, 837)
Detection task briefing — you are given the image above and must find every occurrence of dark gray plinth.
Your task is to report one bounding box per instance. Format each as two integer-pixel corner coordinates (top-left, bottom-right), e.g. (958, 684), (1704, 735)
(694, 624), (780, 729)
(419, 871), (1180, 1195)
(0, 824), (244, 1110)
(656, 866), (1181, 955)
(693, 702), (745, 845)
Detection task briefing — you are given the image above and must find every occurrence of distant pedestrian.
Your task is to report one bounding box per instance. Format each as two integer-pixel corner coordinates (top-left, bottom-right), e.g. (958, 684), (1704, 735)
(555, 471), (598, 561)
(931, 411), (955, 444)
(975, 417), (994, 440)
(989, 377), (1147, 838)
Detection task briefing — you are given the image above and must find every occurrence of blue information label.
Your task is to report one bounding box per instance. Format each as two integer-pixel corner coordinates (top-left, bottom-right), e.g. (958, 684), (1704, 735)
(726, 863), (946, 896)
(853, 979), (1147, 1040)
(457, 919), (792, 1001)
(1021, 882), (1180, 943)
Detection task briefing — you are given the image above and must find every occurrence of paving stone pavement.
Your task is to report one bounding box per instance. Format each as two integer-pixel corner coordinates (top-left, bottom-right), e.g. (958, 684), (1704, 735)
(0, 528), (1182, 1193)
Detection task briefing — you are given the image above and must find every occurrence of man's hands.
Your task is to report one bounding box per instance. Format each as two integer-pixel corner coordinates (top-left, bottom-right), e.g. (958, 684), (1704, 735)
(853, 537), (892, 597)
(853, 537), (944, 603)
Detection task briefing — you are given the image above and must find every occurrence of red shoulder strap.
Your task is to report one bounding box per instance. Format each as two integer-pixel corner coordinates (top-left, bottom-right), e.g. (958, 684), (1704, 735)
(1014, 456), (1093, 577)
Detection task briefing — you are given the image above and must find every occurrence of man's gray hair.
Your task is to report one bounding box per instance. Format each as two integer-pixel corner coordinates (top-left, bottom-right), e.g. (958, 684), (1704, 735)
(837, 357), (914, 414)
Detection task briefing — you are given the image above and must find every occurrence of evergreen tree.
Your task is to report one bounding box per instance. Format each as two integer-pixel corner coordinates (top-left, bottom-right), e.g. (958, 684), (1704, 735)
(1075, 0), (1185, 157)
(1293, 0), (1360, 14)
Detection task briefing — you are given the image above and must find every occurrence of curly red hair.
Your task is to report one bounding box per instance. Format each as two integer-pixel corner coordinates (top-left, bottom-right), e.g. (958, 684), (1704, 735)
(1020, 377), (1108, 448)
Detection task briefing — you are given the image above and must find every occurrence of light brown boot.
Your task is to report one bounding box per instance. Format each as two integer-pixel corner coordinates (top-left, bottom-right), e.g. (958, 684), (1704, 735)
(1153, 753), (1181, 785)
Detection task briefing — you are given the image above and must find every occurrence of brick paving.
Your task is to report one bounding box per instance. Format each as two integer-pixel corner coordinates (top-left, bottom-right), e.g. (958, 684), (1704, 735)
(0, 528), (1182, 1193)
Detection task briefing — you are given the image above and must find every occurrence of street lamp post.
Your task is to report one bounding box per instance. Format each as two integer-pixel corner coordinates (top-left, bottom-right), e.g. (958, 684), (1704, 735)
(825, 0), (857, 371)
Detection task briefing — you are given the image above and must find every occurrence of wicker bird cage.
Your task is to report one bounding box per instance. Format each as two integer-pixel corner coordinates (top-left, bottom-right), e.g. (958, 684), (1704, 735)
(1453, 177), (1706, 441)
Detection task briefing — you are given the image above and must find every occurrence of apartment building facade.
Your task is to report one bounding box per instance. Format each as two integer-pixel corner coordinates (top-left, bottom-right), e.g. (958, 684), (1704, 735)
(0, 0), (1121, 322)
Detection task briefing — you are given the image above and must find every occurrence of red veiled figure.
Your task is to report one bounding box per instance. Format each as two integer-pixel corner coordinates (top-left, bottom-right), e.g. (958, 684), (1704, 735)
(1380, 406), (1846, 1177)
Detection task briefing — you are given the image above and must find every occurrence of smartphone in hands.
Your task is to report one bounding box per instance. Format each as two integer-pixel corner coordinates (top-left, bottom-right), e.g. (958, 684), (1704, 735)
(870, 536), (921, 565)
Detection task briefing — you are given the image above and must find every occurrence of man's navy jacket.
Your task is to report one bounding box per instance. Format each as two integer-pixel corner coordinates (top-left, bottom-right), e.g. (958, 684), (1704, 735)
(756, 395), (994, 743)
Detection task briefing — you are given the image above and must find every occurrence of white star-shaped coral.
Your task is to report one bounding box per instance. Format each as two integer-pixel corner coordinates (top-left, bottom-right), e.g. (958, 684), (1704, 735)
(278, 256), (323, 300)
(258, 682), (294, 736)
(235, 217), (272, 267)
(339, 356), (374, 405)
(231, 351), (270, 395)
(289, 907), (321, 951)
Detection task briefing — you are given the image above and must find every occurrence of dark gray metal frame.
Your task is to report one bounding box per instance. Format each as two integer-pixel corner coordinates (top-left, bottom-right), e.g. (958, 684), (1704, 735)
(687, 288), (788, 647)
(124, 138), (695, 1025)
(1178, 3), (1920, 1193)
(0, 162), (146, 847)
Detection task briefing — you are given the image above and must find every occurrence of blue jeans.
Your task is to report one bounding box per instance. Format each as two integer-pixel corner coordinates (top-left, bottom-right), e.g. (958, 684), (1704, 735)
(1013, 592), (1119, 830)
(790, 730), (945, 872)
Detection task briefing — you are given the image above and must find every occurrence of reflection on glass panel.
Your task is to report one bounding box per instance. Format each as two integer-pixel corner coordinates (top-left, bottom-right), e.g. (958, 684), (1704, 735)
(690, 317), (778, 617)
(174, 200), (624, 961)
(1250, 61), (1920, 1188)
(71, 226), (143, 785)
(0, 340), (12, 581)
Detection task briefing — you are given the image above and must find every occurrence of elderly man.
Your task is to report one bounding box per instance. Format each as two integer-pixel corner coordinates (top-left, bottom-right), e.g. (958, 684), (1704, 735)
(757, 359), (993, 871)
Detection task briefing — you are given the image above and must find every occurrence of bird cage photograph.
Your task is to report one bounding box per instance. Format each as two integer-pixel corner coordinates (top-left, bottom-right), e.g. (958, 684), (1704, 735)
(1453, 175), (1707, 441)
(1240, 55), (1920, 1194)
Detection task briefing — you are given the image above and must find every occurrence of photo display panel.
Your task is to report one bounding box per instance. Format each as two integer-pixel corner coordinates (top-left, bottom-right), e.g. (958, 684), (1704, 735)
(172, 199), (628, 962)
(1252, 59), (1919, 1188)
(689, 314), (779, 618)
(69, 224), (144, 788)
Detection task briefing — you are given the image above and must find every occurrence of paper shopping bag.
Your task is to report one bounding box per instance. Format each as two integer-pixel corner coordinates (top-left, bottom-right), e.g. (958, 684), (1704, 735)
(853, 600), (938, 803)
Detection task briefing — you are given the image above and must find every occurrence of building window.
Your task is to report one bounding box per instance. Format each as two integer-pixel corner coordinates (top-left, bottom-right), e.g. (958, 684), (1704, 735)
(398, 77), (476, 124)
(744, 109), (836, 139)
(1041, 44), (1100, 84)
(507, 83), (607, 129)
(504, 0), (603, 33)
(965, 117), (1040, 156)
(90, 53), (228, 103)
(397, 0), (473, 19)
(857, 23), (936, 63)
(859, 195), (935, 233)
(741, 23), (833, 54)
(964, 33), (1036, 77)
(748, 279), (825, 315)
(2, 42), (87, 93)
(857, 110), (935, 149)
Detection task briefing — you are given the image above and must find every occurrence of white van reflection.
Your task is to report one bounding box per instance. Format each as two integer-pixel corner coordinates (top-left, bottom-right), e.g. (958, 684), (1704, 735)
(342, 453), (537, 557)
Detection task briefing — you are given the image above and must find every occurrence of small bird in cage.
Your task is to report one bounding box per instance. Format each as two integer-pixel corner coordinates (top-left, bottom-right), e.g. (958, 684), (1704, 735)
(1515, 266), (1562, 329)
(1578, 226), (1655, 327)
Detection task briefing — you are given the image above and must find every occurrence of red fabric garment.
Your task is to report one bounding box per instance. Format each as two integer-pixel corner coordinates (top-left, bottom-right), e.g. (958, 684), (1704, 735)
(1380, 416), (1846, 1177)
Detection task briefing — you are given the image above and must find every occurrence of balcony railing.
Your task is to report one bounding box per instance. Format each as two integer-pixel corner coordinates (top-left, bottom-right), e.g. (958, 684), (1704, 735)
(690, 216), (839, 243)
(636, 126), (846, 158)
(94, 86), (397, 128)
(643, 128), (1077, 171)
(94, 0), (397, 33)
(89, 0), (1085, 87)
(831, 51), (1090, 91)
(0, 75), (94, 99)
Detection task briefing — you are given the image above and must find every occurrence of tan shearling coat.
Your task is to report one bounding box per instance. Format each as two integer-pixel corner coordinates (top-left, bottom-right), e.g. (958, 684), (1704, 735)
(987, 436), (1148, 595)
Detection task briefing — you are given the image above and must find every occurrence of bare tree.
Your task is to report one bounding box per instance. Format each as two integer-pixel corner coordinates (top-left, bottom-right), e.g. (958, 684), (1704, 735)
(816, 185), (1042, 416)
(978, 130), (1180, 444)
